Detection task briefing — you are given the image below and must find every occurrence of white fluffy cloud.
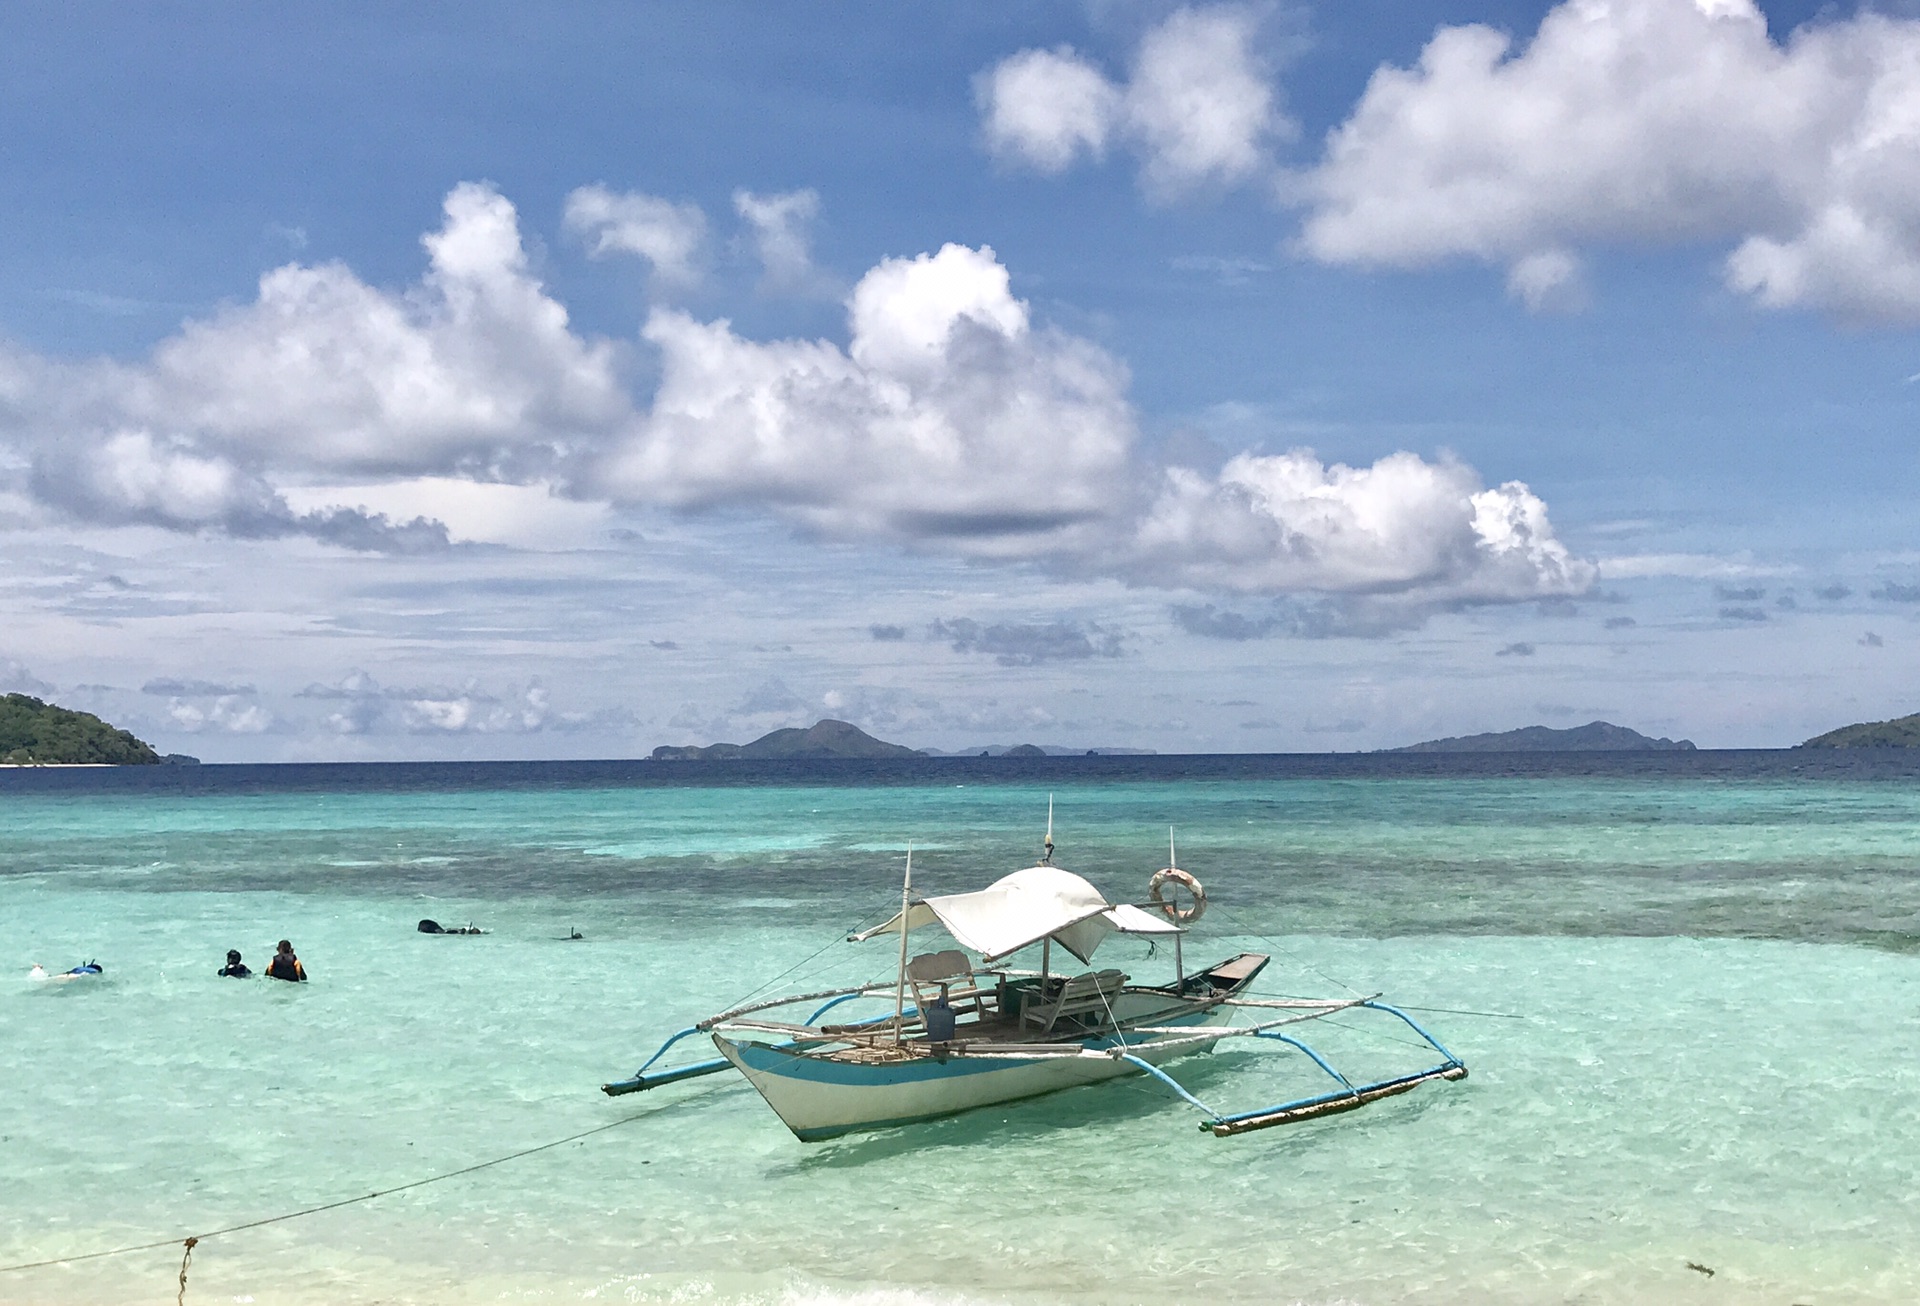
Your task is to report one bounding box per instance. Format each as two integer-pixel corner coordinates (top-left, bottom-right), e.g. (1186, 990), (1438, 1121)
(25, 428), (450, 550)
(564, 184), (709, 286)
(977, 46), (1121, 173)
(167, 694), (275, 734)
(1298, 0), (1920, 320)
(299, 670), (567, 735)
(1127, 7), (1288, 195)
(733, 188), (828, 291)
(0, 181), (1587, 608)
(976, 7), (1286, 196)
(152, 184), (627, 474)
(1, 183), (625, 546)
(588, 243), (1137, 551)
(1132, 450), (1594, 600)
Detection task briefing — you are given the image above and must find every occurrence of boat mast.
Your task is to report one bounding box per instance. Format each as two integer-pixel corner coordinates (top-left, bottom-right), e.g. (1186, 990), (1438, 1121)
(893, 844), (913, 1045)
(1041, 797), (1054, 978)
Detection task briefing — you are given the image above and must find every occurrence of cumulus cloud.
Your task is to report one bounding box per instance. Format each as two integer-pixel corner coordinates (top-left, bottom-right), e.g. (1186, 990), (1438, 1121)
(564, 184), (708, 286)
(0, 659), (55, 697)
(1505, 249), (1586, 313)
(24, 430), (450, 551)
(929, 618), (1125, 665)
(977, 46), (1121, 173)
(1873, 581), (1920, 602)
(1170, 603), (1280, 641)
(1130, 450), (1593, 600)
(141, 184), (627, 476)
(297, 670), (571, 735)
(734, 188), (828, 291)
(0, 181), (1586, 616)
(1, 183), (624, 548)
(976, 7), (1288, 196)
(167, 695), (274, 734)
(588, 242), (1136, 552)
(1495, 641), (1535, 657)
(1128, 7), (1290, 195)
(1296, 0), (1920, 321)
(1714, 584), (1765, 602)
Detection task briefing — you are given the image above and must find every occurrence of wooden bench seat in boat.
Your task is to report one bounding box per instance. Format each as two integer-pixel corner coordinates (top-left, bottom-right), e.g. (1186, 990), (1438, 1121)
(1018, 969), (1127, 1032)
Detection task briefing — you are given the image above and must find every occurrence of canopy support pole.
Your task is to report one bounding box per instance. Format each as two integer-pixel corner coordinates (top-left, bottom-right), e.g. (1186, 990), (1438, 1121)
(1041, 937), (1050, 979)
(1169, 828), (1184, 989)
(893, 845), (913, 1045)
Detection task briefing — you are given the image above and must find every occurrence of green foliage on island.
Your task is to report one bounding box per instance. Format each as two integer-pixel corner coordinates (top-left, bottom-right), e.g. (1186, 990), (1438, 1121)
(1390, 721), (1696, 753)
(1798, 713), (1920, 748)
(0, 693), (161, 765)
(651, 718), (922, 761)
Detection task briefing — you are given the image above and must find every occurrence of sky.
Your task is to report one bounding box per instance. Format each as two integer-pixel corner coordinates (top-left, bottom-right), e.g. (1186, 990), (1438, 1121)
(4, 0), (1920, 760)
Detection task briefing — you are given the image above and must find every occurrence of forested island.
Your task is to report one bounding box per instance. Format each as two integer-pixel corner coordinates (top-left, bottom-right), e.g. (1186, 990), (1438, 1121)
(1799, 712), (1920, 748)
(0, 693), (162, 765)
(651, 718), (921, 760)
(1390, 721), (1696, 752)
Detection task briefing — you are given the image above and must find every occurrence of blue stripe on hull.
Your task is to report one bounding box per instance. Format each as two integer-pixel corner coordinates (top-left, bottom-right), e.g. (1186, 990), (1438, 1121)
(713, 1004), (1227, 1140)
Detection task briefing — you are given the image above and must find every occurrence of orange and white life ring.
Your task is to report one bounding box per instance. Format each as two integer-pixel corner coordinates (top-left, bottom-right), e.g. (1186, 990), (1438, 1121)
(1147, 866), (1206, 924)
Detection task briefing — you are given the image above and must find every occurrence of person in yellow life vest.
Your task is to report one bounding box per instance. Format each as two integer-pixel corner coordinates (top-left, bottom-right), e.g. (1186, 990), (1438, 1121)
(265, 939), (306, 982)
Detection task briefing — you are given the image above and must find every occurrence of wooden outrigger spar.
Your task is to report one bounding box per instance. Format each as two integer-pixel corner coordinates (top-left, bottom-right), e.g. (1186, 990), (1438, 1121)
(603, 833), (1467, 1141)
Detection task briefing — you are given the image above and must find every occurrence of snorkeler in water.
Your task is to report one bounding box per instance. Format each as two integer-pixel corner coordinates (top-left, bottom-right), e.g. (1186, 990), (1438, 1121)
(264, 940), (306, 982)
(218, 949), (252, 978)
(30, 961), (102, 981)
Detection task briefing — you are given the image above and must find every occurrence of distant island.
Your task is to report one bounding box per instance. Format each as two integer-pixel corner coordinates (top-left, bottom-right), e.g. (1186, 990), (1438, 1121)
(651, 718), (922, 761)
(1389, 721), (1696, 753)
(919, 744), (1156, 757)
(0, 693), (163, 765)
(1798, 712), (1920, 748)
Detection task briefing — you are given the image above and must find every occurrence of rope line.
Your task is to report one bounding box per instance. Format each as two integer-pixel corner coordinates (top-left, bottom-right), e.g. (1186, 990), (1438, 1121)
(1392, 1004), (1525, 1021)
(721, 895), (897, 1012)
(1203, 901), (1365, 998)
(0, 1110), (654, 1278)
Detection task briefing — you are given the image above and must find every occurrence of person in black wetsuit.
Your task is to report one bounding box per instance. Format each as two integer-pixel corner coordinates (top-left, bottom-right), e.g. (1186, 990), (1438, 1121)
(264, 939), (306, 982)
(217, 949), (252, 978)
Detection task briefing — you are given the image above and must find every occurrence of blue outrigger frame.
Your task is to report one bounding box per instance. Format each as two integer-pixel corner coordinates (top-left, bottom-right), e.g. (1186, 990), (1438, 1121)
(1114, 999), (1467, 1136)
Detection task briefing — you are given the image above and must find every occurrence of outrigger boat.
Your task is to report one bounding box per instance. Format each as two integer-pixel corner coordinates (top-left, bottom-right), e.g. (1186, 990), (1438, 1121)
(604, 834), (1466, 1141)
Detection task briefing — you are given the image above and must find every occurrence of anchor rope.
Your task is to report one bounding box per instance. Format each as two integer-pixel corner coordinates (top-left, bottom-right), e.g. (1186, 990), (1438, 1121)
(1203, 900), (1366, 999)
(175, 1237), (195, 1306)
(0, 1109), (656, 1279)
(721, 895), (898, 1012)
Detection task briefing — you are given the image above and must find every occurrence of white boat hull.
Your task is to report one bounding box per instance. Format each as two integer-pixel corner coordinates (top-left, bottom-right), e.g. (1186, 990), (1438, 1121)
(713, 1002), (1233, 1141)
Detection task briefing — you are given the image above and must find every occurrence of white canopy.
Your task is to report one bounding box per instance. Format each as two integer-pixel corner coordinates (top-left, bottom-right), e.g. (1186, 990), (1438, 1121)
(850, 866), (1180, 964)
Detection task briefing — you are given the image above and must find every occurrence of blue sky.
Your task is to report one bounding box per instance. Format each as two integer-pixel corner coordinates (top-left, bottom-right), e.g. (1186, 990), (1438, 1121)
(3, 0), (1919, 759)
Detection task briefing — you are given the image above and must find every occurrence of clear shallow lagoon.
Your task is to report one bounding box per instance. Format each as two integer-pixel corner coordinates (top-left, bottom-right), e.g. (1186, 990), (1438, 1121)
(4, 756), (1920, 1304)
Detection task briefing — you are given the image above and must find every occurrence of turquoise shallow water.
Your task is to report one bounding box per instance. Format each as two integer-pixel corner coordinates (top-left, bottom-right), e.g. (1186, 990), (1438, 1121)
(4, 766), (1920, 1304)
